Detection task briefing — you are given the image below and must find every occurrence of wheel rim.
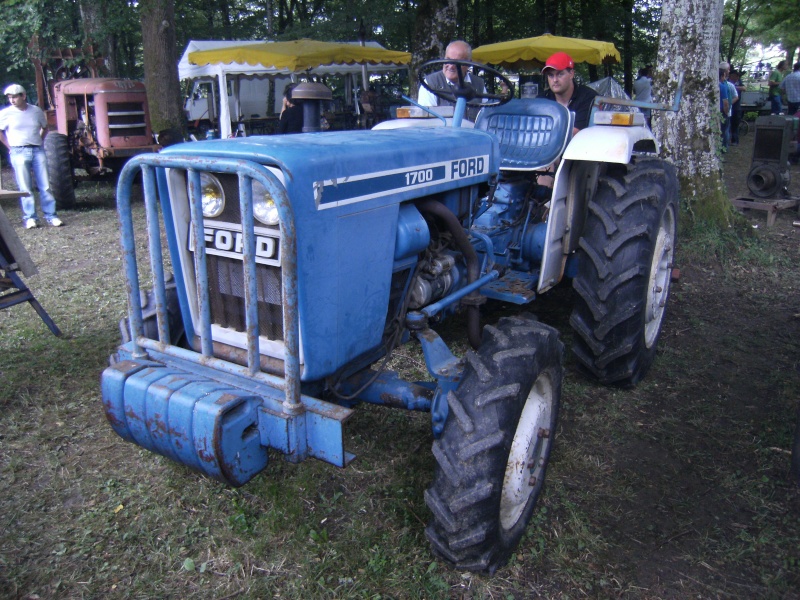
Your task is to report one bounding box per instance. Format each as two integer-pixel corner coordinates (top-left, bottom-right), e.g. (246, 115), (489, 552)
(499, 371), (554, 531)
(644, 203), (676, 348)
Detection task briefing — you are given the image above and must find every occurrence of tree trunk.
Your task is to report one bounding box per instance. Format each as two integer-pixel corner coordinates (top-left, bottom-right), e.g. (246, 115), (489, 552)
(622, 0), (633, 96)
(78, 0), (118, 76)
(652, 0), (733, 224)
(410, 0), (457, 98)
(140, 0), (186, 139)
(726, 0), (742, 63)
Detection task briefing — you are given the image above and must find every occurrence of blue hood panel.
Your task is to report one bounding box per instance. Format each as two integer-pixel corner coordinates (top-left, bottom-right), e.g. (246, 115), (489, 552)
(161, 128), (498, 380)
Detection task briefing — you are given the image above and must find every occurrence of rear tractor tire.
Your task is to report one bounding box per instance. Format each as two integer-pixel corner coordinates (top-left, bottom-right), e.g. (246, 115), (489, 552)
(570, 156), (679, 386)
(425, 315), (563, 573)
(44, 132), (76, 210)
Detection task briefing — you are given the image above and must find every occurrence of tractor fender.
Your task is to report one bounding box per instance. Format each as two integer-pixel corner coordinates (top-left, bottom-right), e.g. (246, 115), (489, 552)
(562, 125), (658, 164)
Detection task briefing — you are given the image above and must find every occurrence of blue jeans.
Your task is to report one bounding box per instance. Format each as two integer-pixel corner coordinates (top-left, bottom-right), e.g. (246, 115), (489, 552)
(721, 115), (730, 149)
(9, 145), (57, 220)
(770, 95), (783, 115)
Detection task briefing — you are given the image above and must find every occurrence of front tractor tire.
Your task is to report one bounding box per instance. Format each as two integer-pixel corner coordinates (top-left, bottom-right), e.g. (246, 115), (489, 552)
(570, 156), (679, 386)
(425, 315), (563, 573)
(44, 132), (76, 209)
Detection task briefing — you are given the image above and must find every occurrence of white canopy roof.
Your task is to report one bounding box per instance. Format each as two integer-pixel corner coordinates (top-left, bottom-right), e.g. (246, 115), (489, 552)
(178, 39), (408, 80)
(179, 40), (266, 80)
(178, 40), (409, 137)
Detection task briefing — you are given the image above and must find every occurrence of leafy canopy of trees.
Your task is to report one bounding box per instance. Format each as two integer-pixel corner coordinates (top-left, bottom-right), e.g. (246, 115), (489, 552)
(722, 0), (800, 73)
(3, 0), (799, 96)
(1, 0), (664, 92)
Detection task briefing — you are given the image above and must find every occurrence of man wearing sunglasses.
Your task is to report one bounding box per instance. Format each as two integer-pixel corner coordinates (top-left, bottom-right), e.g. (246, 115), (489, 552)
(0, 84), (62, 229)
(541, 52), (598, 136)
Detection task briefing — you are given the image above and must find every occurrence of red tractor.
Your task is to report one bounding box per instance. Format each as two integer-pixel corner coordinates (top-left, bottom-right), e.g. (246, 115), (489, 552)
(31, 44), (160, 208)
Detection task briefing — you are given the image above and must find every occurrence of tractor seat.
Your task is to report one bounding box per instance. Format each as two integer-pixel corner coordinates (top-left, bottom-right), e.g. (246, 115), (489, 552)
(475, 99), (574, 171)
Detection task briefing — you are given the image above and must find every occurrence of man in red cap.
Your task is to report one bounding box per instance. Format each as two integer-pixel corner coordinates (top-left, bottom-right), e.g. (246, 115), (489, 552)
(541, 52), (597, 136)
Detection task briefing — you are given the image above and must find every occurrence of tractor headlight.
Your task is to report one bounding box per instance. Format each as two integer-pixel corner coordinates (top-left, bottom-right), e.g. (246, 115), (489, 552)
(253, 180), (279, 226)
(199, 173), (225, 218)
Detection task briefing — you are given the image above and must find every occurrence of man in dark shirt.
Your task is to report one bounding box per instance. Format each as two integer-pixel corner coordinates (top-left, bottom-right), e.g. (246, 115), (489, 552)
(277, 84), (304, 134)
(540, 52), (598, 135)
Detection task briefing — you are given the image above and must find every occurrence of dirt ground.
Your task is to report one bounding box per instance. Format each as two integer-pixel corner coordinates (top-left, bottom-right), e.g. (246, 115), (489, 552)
(1, 127), (800, 598)
(565, 126), (800, 597)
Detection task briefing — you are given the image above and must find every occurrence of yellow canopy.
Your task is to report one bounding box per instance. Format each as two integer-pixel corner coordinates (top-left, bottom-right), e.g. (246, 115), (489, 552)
(473, 34), (621, 69)
(188, 38), (411, 72)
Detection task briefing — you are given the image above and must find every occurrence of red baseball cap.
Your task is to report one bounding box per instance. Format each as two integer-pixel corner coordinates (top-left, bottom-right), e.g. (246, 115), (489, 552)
(542, 52), (575, 73)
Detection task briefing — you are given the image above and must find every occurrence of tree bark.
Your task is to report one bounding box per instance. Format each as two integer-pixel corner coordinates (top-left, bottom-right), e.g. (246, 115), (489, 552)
(653, 0), (733, 224)
(410, 0), (458, 97)
(78, 0), (118, 76)
(622, 0), (633, 96)
(140, 0), (186, 139)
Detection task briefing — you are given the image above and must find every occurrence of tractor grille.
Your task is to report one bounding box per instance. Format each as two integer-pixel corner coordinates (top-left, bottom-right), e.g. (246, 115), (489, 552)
(198, 172), (284, 341)
(206, 254), (284, 340)
(107, 101), (148, 137)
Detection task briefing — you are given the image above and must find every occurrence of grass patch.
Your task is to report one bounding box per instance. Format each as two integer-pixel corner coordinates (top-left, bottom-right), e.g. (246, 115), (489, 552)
(1, 177), (800, 598)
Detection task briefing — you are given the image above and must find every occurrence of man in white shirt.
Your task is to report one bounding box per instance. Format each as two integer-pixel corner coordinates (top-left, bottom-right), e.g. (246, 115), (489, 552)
(780, 62), (800, 115)
(417, 40), (486, 121)
(0, 84), (62, 228)
(633, 66), (653, 126)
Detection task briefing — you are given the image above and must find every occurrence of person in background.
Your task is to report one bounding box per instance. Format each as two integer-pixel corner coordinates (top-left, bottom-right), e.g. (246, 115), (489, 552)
(541, 51), (598, 135)
(719, 66), (731, 152)
(633, 65), (653, 127)
(277, 83), (303, 134)
(729, 69), (746, 145)
(0, 83), (62, 229)
(780, 62), (800, 116)
(417, 40), (486, 122)
(723, 64), (739, 146)
(768, 60), (787, 114)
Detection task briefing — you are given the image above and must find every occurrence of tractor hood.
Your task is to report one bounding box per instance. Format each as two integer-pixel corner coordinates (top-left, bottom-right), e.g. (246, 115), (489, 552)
(159, 128), (499, 381)
(162, 127), (499, 213)
(53, 78), (148, 95)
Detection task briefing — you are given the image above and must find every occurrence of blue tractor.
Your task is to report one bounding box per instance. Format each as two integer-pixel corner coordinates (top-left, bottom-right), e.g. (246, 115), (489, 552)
(102, 61), (679, 572)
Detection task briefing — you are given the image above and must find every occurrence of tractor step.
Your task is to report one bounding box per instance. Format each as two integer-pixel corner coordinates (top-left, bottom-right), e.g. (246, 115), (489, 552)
(480, 271), (537, 304)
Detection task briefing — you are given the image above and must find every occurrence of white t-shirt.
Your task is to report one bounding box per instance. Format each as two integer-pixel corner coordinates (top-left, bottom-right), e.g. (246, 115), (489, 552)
(726, 81), (738, 116)
(633, 76), (653, 103)
(0, 103), (47, 147)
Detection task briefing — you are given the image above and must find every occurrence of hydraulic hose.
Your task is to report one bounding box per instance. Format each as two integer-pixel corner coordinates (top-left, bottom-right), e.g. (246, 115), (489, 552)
(416, 198), (482, 349)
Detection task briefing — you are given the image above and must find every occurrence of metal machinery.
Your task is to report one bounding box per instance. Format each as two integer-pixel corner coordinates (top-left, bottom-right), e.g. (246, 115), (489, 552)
(0, 192), (61, 336)
(746, 115), (797, 198)
(101, 60), (680, 573)
(30, 42), (160, 208)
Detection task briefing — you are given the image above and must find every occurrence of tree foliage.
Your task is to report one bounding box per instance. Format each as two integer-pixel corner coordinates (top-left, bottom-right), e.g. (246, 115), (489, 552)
(722, 0), (800, 71)
(0, 0), (666, 94)
(0, 0), (143, 93)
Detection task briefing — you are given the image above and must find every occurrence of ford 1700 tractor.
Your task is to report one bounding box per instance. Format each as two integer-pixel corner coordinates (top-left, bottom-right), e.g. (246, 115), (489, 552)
(101, 60), (680, 572)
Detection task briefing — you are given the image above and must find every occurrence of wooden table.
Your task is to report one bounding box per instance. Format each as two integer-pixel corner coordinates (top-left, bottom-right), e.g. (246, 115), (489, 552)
(730, 196), (800, 226)
(0, 190), (28, 202)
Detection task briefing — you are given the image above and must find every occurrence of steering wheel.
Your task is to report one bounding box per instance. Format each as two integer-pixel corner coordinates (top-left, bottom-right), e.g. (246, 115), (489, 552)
(418, 59), (513, 107)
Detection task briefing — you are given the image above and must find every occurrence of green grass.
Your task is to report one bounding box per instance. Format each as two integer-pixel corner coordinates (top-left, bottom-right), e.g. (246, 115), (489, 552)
(1, 182), (800, 598)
